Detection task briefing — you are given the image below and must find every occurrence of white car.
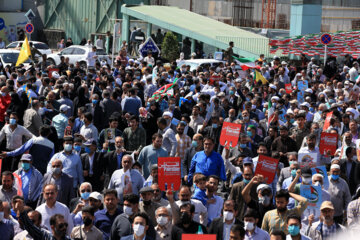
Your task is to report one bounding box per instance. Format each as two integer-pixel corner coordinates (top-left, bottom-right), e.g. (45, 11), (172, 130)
(6, 41), (52, 56)
(177, 59), (226, 71)
(46, 45), (111, 68)
(0, 49), (31, 68)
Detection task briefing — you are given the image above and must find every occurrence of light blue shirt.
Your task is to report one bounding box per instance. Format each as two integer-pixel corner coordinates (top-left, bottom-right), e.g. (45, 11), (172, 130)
(47, 151), (84, 188)
(207, 195), (224, 226)
(52, 113), (68, 139)
(21, 168), (32, 202)
(138, 145), (168, 178)
(282, 177), (295, 209)
(245, 226), (270, 240)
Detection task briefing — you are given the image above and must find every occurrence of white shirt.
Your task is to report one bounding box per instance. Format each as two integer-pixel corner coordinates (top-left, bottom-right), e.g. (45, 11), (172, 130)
(0, 124), (34, 150)
(80, 123), (98, 141)
(36, 201), (74, 236)
(95, 39), (104, 49)
(86, 51), (97, 67)
(349, 67), (358, 82)
(175, 199), (208, 226)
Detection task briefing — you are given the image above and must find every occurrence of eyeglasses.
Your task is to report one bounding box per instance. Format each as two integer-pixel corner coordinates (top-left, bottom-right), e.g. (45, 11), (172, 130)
(81, 189), (91, 193)
(158, 214), (168, 217)
(153, 189), (160, 193)
(52, 165), (61, 168)
(45, 192), (55, 195)
(58, 223), (68, 229)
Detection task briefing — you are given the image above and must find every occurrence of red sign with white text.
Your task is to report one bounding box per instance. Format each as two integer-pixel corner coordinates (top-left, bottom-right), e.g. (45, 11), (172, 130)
(182, 234), (216, 240)
(219, 122), (242, 149)
(209, 75), (220, 85)
(48, 68), (60, 78)
(285, 84), (292, 94)
(254, 155), (279, 184)
(319, 132), (338, 156)
(158, 157), (181, 191)
(323, 112), (333, 131)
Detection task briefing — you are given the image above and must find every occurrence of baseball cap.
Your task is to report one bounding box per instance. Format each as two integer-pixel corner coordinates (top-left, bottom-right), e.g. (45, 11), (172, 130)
(320, 201), (334, 210)
(20, 154), (32, 161)
(89, 192), (103, 202)
(60, 104), (69, 112)
(243, 157), (253, 165)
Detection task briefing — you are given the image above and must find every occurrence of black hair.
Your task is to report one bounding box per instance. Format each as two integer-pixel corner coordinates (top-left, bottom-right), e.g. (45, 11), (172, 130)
(230, 224), (245, 238)
(180, 203), (195, 214)
(275, 189), (290, 201)
(133, 212), (149, 226)
(82, 206), (95, 216)
(271, 230), (286, 240)
(123, 194), (140, 204)
(286, 214), (301, 224)
(103, 189), (118, 198)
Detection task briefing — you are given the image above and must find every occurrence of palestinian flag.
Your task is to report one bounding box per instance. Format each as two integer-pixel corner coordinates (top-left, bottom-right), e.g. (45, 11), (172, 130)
(268, 99), (277, 125)
(151, 79), (177, 101)
(233, 56), (259, 71)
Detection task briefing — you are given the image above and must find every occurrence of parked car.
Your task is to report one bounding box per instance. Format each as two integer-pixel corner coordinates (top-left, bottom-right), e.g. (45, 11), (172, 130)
(6, 41), (52, 56)
(177, 59), (226, 71)
(0, 49), (31, 68)
(46, 45), (111, 68)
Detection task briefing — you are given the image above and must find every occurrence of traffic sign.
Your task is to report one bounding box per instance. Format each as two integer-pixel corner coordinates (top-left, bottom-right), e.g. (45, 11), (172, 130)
(0, 18), (4, 31)
(139, 37), (160, 58)
(25, 23), (34, 34)
(320, 33), (332, 45)
(25, 9), (36, 22)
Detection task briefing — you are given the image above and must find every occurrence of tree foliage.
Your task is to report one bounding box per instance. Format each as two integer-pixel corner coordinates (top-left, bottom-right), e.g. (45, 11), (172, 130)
(161, 31), (179, 62)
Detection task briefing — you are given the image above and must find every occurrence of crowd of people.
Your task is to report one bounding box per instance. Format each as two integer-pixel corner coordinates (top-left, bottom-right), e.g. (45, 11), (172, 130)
(0, 38), (360, 240)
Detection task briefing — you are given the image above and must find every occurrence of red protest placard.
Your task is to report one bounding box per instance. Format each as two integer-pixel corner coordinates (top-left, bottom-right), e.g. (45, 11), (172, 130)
(182, 234), (216, 240)
(319, 132), (338, 156)
(254, 155), (279, 184)
(219, 122), (242, 149)
(285, 84), (292, 94)
(158, 157), (181, 191)
(48, 68), (60, 78)
(323, 111), (333, 131)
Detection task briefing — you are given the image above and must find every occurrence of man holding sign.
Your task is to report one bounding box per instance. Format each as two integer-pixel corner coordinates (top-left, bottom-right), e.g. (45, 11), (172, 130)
(298, 133), (331, 166)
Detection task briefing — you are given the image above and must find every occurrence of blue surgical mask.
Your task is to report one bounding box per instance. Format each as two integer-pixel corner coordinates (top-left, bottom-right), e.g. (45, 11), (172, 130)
(288, 225), (300, 236)
(9, 118), (16, 125)
(247, 131), (253, 137)
(92, 99), (98, 105)
(290, 119), (295, 124)
(291, 169), (297, 178)
(243, 178), (250, 185)
(81, 192), (90, 200)
(85, 147), (91, 154)
(331, 174), (339, 180)
(74, 145), (81, 152)
(212, 123), (218, 128)
(240, 143), (247, 148)
(289, 161), (296, 166)
(229, 90), (234, 95)
(309, 107), (314, 113)
(192, 140), (198, 148)
(64, 144), (72, 152)
(21, 162), (31, 171)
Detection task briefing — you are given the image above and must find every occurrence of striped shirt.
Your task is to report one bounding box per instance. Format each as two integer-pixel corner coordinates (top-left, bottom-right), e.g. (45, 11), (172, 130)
(261, 198), (308, 234)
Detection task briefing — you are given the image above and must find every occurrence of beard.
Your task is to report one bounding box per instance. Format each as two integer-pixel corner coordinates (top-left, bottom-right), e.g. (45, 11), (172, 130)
(277, 207), (287, 213)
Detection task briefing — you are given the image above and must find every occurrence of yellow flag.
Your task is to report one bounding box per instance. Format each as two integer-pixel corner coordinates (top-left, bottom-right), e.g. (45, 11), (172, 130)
(255, 70), (268, 85)
(16, 36), (31, 66)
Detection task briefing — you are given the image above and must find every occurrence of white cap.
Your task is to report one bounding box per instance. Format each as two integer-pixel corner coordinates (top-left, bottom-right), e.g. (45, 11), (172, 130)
(128, 59), (134, 63)
(344, 66), (350, 70)
(60, 104), (69, 112)
(162, 111), (173, 118)
(89, 191), (103, 202)
(269, 84), (276, 90)
(281, 61), (287, 65)
(300, 102), (310, 108)
(185, 92), (193, 98)
(330, 164), (340, 170)
(286, 109), (294, 115)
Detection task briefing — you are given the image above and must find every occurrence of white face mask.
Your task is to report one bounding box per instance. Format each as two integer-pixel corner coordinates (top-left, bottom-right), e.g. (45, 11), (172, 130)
(133, 223), (145, 236)
(0, 211), (3, 222)
(123, 206), (133, 216)
(244, 221), (255, 231)
(156, 216), (168, 226)
(223, 211), (234, 221)
(302, 177), (312, 184)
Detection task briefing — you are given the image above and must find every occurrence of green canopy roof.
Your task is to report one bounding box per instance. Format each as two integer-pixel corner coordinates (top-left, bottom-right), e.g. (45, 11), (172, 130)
(121, 5), (269, 58)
